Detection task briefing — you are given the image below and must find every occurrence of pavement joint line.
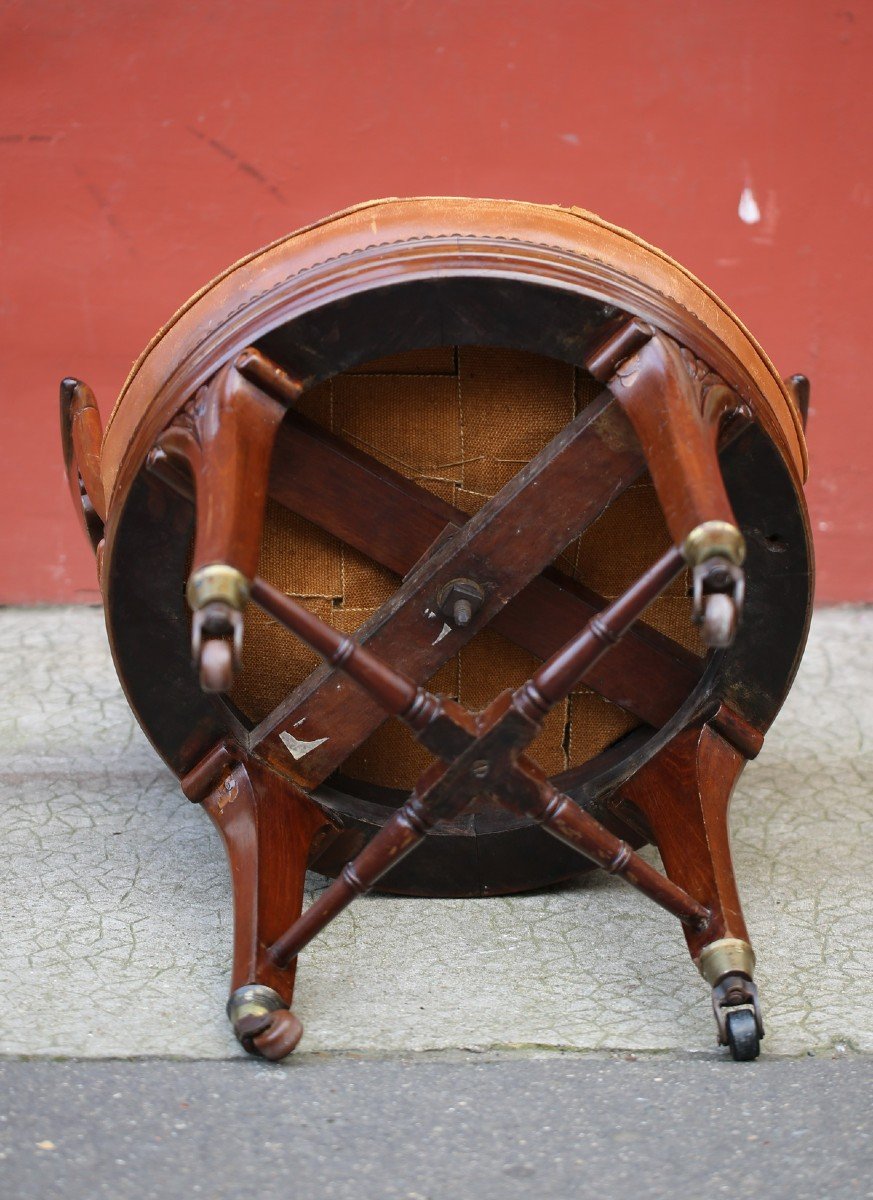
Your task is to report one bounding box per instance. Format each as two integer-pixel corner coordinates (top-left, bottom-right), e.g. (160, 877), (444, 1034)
(1, 1045), (870, 1065)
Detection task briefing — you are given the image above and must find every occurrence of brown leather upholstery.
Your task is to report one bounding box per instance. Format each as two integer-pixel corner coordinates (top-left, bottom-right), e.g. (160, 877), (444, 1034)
(101, 197), (806, 502)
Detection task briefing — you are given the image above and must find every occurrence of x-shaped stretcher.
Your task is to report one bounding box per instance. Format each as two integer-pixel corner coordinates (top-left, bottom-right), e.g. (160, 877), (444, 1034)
(249, 545), (709, 975)
(137, 316), (764, 1060)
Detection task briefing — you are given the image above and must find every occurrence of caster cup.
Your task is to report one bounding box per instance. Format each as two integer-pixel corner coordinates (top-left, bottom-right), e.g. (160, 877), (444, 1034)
(701, 944), (765, 1061)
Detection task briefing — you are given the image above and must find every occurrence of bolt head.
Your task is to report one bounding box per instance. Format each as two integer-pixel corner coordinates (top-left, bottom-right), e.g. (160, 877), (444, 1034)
(437, 578), (485, 628)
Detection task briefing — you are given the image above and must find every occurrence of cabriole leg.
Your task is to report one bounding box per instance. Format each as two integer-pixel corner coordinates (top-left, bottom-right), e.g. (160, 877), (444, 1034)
(150, 353), (298, 692)
(591, 329), (747, 647)
(617, 718), (763, 1059)
(190, 753), (337, 1060)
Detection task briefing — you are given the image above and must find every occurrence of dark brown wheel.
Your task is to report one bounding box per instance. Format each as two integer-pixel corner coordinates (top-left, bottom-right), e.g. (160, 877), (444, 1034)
(249, 1009), (303, 1061)
(726, 1008), (761, 1061)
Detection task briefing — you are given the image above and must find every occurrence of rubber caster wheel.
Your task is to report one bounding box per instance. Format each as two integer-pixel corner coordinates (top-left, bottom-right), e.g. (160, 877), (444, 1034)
(726, 1008), (760, 1061)
(199, 637), (235, 693)
(701, 591), (737, 648)
(249, 1008), (303, 1061)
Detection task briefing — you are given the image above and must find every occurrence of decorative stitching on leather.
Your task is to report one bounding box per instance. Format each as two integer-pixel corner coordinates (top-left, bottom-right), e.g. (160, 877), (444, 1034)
(105, 225), (804, 483)
(121, 232), (710, 400)
(209, 234), (580, 326)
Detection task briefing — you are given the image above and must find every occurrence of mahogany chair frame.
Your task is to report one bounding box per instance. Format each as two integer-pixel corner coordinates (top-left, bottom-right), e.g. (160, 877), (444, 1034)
(61, 221), (812, 1062)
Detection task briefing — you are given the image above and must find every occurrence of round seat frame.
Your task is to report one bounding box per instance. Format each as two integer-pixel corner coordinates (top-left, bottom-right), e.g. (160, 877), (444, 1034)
(61, 198), (813, 1061)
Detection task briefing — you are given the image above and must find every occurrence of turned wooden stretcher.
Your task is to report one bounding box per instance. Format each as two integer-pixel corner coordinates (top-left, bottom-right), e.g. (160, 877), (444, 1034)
(61, 197), (813, 1061)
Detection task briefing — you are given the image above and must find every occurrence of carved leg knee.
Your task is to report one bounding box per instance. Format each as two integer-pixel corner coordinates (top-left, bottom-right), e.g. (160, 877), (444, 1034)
(591, 328), (747, 646)
(150, 351), (299, 691)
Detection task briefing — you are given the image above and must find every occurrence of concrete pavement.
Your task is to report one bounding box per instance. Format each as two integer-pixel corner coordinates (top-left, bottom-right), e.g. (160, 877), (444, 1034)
(0, 607), (871, 1059)
(0, 1058), (869, 1200)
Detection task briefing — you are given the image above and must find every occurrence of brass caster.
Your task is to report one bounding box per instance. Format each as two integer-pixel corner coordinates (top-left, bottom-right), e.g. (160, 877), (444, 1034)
(227, 984), (302, 1061)
(699, 940), (764, 1061)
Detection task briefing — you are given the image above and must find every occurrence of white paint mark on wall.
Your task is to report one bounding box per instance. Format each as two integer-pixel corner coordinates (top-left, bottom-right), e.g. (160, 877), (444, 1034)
(738, 187), (761, 225)
(280, 730), (329, 760)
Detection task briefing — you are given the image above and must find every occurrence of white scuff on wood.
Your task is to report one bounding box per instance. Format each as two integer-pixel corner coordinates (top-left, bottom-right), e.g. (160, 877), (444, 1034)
(279, 730), (329, 760)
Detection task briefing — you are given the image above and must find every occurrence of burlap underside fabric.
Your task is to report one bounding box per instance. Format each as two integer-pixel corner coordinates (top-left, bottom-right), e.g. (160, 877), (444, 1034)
(230, 346), (703, 789)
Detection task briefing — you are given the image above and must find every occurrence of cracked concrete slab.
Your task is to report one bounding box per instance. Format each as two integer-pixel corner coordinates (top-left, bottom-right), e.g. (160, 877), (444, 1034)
(0, 607), (870, 1059)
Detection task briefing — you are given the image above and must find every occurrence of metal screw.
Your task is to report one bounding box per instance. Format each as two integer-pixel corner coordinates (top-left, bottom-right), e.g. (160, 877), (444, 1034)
(453, 598), (473, 627)
(471, 760), (489, 779)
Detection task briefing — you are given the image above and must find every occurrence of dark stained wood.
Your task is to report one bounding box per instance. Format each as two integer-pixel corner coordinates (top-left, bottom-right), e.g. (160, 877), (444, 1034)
(584, 316), (653, 380)
(150, 356), (296, 691)
(270, 410), (464, 578)
(202, 755), (338, 1001)
(591, 330), (742, 548)
(615, 714), (750, 962)
(519, 548), (686, 710)
(154, 395), (763, 765)
(254, 546), (711, 972)
(180, 739), (239, 803)
(269, 406), (699, 728)
(156, 359), (291, 587)
(249, 577), (440, 723)
(266, 367), (765, 753)
(252, 385), (648, 786)
(520, 773), (709, 927)
(100, 270), (811, 896)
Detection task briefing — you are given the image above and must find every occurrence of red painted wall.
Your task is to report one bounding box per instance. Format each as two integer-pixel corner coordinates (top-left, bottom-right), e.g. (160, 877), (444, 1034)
(1, 1), (869, 603)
